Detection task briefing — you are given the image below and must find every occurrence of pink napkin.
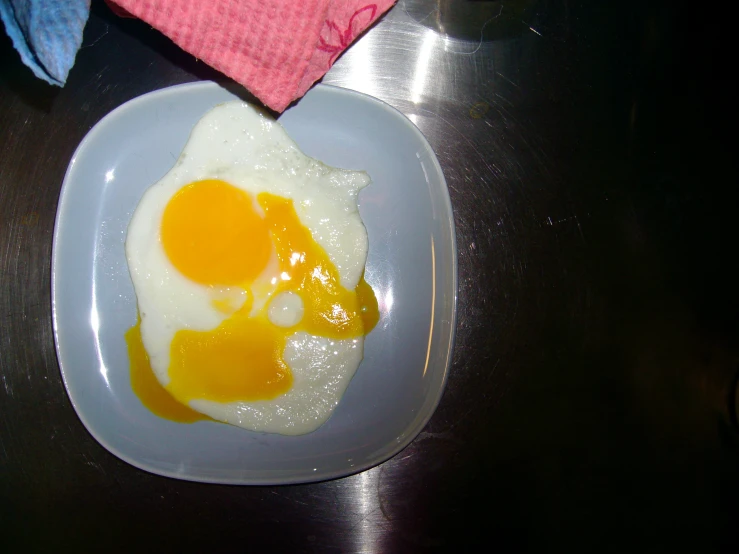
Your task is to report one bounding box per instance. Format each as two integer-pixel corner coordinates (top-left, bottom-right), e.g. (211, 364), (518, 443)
(110, 0), (396, 112)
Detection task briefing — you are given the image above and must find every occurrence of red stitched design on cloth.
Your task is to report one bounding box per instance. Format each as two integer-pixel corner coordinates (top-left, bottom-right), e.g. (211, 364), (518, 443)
(317, 4), (378, 66)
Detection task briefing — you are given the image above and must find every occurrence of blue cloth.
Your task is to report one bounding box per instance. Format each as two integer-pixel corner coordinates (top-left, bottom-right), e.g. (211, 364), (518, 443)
(0, 0), (90, 86)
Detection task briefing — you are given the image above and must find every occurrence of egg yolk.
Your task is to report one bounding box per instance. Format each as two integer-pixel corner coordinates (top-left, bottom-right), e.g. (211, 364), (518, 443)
(161, 179), (271, 285)
(126, 320), (208, 423)
(129, 179), (379, 418)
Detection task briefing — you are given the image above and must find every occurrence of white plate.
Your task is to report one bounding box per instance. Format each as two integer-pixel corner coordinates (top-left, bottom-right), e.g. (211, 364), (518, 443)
(52, 82), (456, 484)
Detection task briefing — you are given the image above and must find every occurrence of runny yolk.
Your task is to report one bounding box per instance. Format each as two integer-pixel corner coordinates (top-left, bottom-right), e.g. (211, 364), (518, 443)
(260, 193), (379, 339)
(130, 179), (379, 419)
(125, 320), (208, 423)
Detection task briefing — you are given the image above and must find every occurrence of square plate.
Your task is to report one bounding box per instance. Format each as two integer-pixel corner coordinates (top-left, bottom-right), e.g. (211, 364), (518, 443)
(52, 82), (457, 484)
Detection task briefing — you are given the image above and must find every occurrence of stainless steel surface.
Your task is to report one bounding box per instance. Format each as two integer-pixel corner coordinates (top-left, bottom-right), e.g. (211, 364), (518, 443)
(2, 0), (739, 550)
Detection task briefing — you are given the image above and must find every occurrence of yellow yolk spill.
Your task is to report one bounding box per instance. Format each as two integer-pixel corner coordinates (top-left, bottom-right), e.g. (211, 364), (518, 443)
(355, 276), (380, 332)
(260, 193), (377, 339)
(125, 321), (208, 423)
(168, 310), (292, 402)
(129, 179), (379, 419)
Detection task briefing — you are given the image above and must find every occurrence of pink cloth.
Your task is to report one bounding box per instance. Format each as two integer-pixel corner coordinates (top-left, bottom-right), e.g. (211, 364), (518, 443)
(110, 0), (395, 112)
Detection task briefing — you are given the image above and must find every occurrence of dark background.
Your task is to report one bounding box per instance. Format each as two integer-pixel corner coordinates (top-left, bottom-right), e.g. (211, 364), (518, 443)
(2, 0), (738, 550)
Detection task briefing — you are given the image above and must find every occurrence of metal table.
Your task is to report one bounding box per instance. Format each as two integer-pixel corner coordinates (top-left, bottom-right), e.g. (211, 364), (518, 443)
(2, 0), (738, 550)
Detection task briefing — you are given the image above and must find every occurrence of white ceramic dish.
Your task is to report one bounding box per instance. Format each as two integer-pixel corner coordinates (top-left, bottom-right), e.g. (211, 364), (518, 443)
(52, 81), (456, 484)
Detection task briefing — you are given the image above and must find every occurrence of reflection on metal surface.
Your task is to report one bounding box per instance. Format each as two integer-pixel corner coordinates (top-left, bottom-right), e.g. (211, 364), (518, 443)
(328, 0), (502, 114)
(342, 25), (380, 99)
(352, 469), (382, 553)
(410, 29), (438, 104)
(423, 234), (436, 377)
(404, 0), (537, 42)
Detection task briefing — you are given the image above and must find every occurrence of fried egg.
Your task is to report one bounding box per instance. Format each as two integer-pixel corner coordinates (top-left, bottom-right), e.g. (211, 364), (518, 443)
(125, 101), (378, 435)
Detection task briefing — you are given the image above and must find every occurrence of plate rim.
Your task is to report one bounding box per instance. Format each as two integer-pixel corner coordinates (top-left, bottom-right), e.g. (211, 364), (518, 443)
(51, 81), (458, 484)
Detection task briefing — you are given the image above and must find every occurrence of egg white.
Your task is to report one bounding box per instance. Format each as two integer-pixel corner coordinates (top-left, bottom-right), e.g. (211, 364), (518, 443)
(125, 101), (371, 434)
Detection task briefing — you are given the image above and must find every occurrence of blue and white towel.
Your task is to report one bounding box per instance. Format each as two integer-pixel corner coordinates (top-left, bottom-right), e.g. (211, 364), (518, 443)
(0, 0), (90, 85)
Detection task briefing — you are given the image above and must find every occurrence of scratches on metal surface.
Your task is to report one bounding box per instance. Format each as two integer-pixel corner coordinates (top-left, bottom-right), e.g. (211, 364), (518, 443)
(495, 71), (520, 89)
(80, 24), (110, 49)
(270, 490), (310, 506)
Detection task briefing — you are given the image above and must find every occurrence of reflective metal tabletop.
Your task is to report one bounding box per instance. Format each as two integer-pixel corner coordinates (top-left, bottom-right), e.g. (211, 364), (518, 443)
(2, 0), (738, 550)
